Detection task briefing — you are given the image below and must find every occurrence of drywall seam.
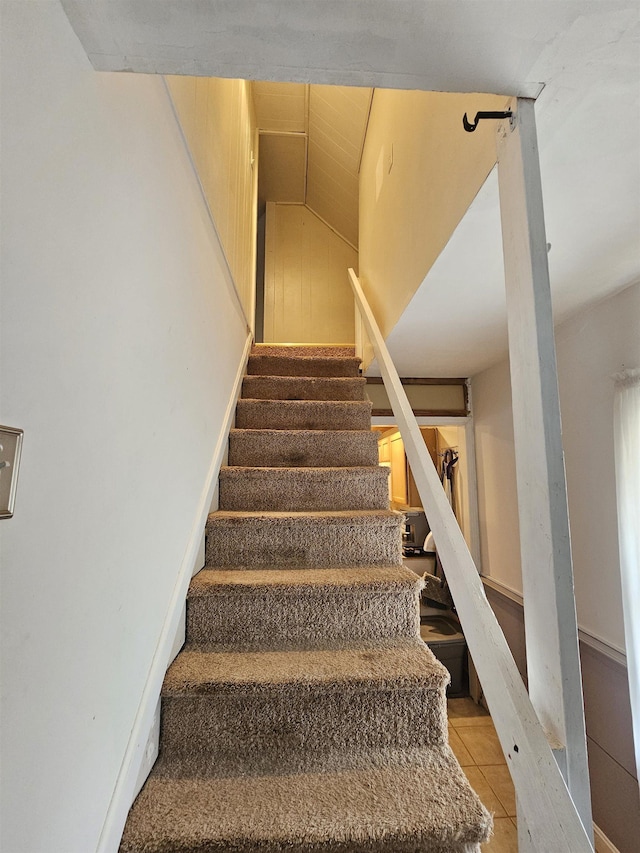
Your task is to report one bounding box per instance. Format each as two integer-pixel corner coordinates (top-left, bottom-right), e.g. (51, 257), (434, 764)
(161, 77), (252, 336)
(95, 332), (253, 853)
(481, 576), (627, 668)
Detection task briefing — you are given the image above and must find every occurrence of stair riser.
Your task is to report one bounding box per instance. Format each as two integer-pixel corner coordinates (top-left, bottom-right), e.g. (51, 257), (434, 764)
(242, 376), (366, 401)
(247, 355), (360, 377)
(229, 430), (379, 468)
(252, 345), (356, 359)
(235, 399), (372, 431)
(187, 589), (419, 649)
(219, 467), (390, 511)
(205, 519), (403, 567)
(159, 687), (448, 776)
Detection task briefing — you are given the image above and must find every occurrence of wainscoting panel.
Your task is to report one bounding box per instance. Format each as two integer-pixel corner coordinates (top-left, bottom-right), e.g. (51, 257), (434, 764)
(483, 580), (639, 852)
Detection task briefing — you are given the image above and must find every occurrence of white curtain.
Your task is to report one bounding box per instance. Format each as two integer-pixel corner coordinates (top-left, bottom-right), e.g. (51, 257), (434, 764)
(613, 367), (640, 791)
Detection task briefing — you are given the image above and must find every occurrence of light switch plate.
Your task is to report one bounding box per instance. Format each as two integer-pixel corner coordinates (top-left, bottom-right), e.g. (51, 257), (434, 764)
(0, 426), (24, 518)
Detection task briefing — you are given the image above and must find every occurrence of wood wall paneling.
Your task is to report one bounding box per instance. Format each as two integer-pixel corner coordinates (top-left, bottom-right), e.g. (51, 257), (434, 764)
(485, 582), (640, 853)
(252, 82), (306, 133)
(263, 203), (357, 343)
(365, 378), (467, 416)
(258, 133), (307, 205)
(587, 737), (640, 853)
(306, 85), (372, 248)
(166, 76), (257, 324)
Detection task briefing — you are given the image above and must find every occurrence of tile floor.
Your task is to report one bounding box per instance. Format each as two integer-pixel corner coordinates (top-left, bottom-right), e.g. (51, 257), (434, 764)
(448, 697), (519, 852)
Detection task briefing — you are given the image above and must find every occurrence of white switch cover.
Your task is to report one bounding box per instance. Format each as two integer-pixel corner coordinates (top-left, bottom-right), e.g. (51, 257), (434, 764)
(0, 426), (23, 518)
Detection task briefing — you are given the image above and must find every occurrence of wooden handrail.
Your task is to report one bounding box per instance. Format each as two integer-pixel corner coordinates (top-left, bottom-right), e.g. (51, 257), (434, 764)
(349, 267), (593, 852)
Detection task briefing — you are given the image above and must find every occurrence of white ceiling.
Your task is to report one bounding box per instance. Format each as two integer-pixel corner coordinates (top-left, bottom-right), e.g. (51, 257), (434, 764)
(62, 1), (640, 377)
(59, 0), (610, 97)
(371, 6), (640, 378)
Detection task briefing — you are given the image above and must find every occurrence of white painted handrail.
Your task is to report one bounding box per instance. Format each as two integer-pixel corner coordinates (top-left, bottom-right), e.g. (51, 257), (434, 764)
(349, 268), (594, 853)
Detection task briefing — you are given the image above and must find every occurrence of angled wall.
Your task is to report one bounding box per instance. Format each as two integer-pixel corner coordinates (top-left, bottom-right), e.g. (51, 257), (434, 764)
(358, 89), (508, 340)
(0, 2), (250, 851)
(264, 203), (357, 343)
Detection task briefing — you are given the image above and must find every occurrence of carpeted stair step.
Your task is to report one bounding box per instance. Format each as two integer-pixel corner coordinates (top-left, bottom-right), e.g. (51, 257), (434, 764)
(247, 354), (361, 378)
(242, 375), (366, 401)
(158, 643), (449, 776)
(186, 566), (422, 650)
(235, 398), (372, 430)
(205, 510), (404, 567)
(229, 428), (378, 467)
(120, 747), (492, 853)
(119, 338), (494, 852)
(252, 344), (356, 358)
(219, 465), (390, 511)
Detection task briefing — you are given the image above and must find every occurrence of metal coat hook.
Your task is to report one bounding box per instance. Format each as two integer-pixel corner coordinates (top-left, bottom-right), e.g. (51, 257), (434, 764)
(462, 110), (513, 132)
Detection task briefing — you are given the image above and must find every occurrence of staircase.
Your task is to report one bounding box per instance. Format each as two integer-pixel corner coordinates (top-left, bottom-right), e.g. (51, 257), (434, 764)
(119, 344), (492, 853)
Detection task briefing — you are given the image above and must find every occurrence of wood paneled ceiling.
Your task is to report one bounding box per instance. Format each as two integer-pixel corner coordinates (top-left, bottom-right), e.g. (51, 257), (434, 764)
(253, 81), (373, 248)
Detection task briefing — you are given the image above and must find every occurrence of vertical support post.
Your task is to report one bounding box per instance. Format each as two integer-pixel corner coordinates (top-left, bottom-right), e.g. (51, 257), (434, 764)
(496, 98), (593, 842)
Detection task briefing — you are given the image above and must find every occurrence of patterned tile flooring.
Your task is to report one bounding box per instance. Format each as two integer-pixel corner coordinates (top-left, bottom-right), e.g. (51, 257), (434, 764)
(447, 697), (519, 852)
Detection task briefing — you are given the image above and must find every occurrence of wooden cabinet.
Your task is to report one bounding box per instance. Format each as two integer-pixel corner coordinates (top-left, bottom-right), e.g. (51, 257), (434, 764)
(378, 437), (390, 463)
(377, 427), (440, 510)
(390, 434), (407, 505)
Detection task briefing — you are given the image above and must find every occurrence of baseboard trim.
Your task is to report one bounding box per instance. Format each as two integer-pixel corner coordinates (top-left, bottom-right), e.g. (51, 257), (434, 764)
(594, 822), (621, 853)
(481, 576), (627, 667)
(95, 332), (252, 853)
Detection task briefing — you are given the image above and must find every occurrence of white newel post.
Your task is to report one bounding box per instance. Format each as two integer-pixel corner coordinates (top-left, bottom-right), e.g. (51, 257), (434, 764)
(496, 98), (593, 844)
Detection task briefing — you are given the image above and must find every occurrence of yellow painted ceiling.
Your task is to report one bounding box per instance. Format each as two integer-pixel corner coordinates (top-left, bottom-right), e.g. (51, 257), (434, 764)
(253, 81), (372, 248)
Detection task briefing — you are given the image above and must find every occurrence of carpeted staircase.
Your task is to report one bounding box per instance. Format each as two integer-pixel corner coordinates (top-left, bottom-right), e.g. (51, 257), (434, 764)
(120, 344), (492, 853)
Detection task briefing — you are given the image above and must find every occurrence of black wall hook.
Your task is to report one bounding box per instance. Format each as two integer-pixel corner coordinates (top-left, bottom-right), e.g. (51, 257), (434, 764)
(463, 110), (513, 132)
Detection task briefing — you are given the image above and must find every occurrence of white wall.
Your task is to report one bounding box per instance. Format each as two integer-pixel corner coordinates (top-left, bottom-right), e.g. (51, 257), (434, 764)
(472, 360), (523, 594)
(473, 282), (640, 651)
(0, 3), (249, 852)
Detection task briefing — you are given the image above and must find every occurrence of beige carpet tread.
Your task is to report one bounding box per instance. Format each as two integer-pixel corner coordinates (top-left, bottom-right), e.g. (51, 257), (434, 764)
(242, 375), (366, 401)
(247, 354), (361, 377)
(228, 428), (379, 467)
(235, 398), (372, 430)
(163, 643), (446, 693)
(189, 565), (422, 593)
(186, 567), (423, 650)
(205, 509), (404, 568)
(218, 465), (390, 511)
(120, 748), (491, 853)
(208, 509), (402, 524)
(159, 646), (449, 776)
(252, 344), (356, 358)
